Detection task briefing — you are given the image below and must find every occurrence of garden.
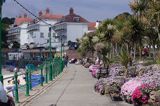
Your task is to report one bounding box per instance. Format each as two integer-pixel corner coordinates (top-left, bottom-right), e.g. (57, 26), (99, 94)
(78, 0), (160, 105)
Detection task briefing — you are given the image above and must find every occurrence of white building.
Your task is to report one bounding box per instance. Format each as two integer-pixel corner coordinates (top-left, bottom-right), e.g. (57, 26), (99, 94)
(27, 8), (63, 49)
(7, 8), (98, 51)
(54, 8), (89, 43)
(53, 8), (100, 51)
(7, 14), (32, 48)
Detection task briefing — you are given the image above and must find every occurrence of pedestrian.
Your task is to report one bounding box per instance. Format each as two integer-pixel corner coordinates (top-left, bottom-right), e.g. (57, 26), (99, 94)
(0, 81), (15, 106)
(0, 81), (8, 104)
(64, 55), (68, 67)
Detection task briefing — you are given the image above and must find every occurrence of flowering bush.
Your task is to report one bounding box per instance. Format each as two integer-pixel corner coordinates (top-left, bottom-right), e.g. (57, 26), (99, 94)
(121, 79), (142, 102)
(131, 84), (150, 105)
(148, 90), (160, 105)
(94, 78), (105, 95)
(108, 64), (125, 76)
(94, 76), (125, 95)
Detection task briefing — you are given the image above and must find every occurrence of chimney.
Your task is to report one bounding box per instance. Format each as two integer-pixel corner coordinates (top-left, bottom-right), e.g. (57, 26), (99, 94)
(96, 20), (100, 28)
(46, 8), (50, 14)
(24, 13), (27, 18)
(69, 8), (74, 15)
(19, 15), (22, 18)
(39, 11), (43, 16)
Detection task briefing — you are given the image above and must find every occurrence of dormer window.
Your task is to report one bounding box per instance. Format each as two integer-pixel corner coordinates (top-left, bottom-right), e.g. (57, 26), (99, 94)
(73, 17), (80, 22)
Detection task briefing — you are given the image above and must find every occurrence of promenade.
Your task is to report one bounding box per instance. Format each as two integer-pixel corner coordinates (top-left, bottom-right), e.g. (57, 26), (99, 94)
(26, 64), (131, 106)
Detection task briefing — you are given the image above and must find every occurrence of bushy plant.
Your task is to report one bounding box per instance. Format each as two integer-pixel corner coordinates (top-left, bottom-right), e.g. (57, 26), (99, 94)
(156, 51), (160, 64)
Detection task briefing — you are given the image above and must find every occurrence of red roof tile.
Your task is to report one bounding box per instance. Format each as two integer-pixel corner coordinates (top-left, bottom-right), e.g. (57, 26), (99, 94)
(15, 16), (32, 25)
(88, 22), (96, 30)
(39, 8), (63, 20)
(39, 13), (63, 20)
(57, 8), (88, 23)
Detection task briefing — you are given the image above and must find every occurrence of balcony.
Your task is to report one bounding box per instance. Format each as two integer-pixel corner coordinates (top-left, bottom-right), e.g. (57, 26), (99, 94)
(27, 24), (40, 32)
(8, 27), (21, 36)
(54, 24), (67, 31)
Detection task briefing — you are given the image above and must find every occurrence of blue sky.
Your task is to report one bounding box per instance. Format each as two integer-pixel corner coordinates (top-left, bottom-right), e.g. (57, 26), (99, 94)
(2, 0), (132, 21)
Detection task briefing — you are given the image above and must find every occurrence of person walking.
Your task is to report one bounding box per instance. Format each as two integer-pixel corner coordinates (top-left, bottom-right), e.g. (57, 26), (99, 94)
(0, 81), (8, 104)
(64, 55), (69, 67)
(0, 81), (15, 106)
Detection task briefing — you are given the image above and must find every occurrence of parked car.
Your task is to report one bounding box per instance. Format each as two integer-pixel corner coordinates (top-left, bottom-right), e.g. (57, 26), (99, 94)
(69, 58), (77, 64)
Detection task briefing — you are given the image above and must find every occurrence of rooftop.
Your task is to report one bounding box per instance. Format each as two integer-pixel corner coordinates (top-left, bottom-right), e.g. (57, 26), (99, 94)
(88, 22), (96, 30)
(39, 8), (63, 20)
(14, 14), (32, 25)
(57, 8), (88, 23)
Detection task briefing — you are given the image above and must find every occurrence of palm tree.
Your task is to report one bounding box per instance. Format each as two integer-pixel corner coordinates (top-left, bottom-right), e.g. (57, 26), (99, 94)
(146, 0), (160, 41)
(145, 27), (159, 59)
(113, 12), (131, 56)
(97, 19), (115, 58)
(94, 43), (110, 67)
(129, 0), (148, 21)
(119, 48), (131, 77)
(78, 32), (96, 58)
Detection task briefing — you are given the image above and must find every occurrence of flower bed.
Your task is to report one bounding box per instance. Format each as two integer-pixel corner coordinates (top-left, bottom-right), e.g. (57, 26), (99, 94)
(121, 64), (160, 105)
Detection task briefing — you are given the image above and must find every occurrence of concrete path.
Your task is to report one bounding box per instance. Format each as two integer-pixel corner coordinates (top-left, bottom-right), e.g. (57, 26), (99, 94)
(28, 64), (131, 106)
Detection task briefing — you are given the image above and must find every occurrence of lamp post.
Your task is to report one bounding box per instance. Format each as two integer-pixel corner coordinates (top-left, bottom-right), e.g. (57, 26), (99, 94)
(0, 0), (5, 83)
(60, 35), (65, 71)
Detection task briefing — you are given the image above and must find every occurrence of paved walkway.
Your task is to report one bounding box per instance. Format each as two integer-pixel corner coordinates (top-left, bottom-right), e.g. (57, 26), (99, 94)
(28, 64), (131, 106)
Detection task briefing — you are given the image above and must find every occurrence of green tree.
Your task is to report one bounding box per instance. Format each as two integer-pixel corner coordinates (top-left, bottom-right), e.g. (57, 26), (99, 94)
(119, 48), (131, 77)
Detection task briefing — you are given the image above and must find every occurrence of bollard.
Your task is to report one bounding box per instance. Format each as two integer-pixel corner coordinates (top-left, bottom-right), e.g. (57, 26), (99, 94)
(14, 71), (19, 103)
(25, 69), (30, 96)
(29, 69), (32, 90)
(45, 64), (48, 83)
(40, 67), (44, 86)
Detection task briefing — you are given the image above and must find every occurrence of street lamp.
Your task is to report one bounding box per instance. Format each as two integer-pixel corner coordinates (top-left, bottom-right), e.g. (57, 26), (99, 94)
(0, 0), (5, 83)
(60, 35), (65, 71)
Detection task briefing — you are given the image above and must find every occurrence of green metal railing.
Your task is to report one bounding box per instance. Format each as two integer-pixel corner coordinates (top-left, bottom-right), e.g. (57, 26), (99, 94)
(3, 57), (64, 103)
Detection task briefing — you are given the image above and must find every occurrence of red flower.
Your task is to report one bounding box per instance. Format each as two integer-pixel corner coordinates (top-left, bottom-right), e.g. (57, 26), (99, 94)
(132, 87), (142, 99)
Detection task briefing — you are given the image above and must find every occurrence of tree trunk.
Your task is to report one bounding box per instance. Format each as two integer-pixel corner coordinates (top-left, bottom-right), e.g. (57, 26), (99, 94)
(115, 43), (118, 56)
(139, 46), (142, 60)
(153, 45), (156, 60)
(112, 43), (115, 58)
(133, 45), (136, 61)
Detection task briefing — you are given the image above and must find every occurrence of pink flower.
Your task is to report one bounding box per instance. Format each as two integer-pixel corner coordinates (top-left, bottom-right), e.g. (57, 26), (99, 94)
(132, 87), (142, 99)
(141, 95), (148, 104)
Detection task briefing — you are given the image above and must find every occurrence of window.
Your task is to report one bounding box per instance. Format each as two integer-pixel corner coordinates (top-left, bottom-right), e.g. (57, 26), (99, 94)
(40, 32), (44, 38)
(73, 17), (80, 22)
(53, 33), (56, 37)
(30, 32), (36, 38)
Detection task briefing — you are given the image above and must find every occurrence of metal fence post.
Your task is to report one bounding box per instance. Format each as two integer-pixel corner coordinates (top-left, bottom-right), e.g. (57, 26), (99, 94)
(29, 69), (32, 90)
(49, 62), (53, 81)
(41, 67), (43, 86)
(25, 69), (29, 96)
(52, 61), (55, 79)
(45, 63), (48, 83)
(14, 71), (19, 103)
(59, 59), (62, 73)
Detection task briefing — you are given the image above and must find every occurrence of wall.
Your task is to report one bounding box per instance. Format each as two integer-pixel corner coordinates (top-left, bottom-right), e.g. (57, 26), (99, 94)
(67, 23), (88, 42)
(19, 23), (29, 46)
(27, 19), (58, 48)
